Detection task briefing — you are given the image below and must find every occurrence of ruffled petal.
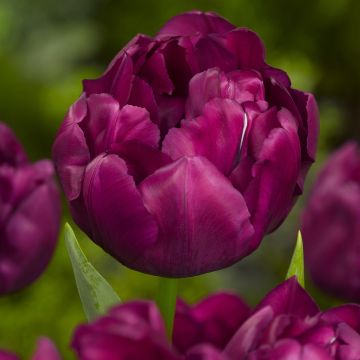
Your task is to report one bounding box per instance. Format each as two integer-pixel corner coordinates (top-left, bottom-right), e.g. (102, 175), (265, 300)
(255, 277), (319, 317)
(52, 95), (90, 200)
(82, 154), (158, 266)
(243, 109), (301, 247)
(157, 11), (235, 39)
(163, 98), (247, 175)
(186, 345), (228, 360)
(138, 156), (254, 277)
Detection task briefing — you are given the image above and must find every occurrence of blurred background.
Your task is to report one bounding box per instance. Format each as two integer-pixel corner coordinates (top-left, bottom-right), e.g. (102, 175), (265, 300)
(0, 0), (359, 358)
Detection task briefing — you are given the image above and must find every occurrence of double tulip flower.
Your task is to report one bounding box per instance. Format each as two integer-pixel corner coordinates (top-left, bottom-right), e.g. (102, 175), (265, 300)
(53, 11), (319, 277)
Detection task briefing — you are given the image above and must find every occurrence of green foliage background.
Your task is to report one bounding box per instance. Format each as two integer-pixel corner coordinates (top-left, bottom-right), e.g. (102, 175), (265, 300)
(0, 0), (358, 358)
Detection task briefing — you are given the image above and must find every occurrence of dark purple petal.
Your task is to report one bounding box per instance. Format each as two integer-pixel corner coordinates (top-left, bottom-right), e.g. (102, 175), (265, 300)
(138, 156), (254, 276)
(84, 54), (134, 107)
(225, 306), (274, 358)
(0, 351), (18, 360)
(82, 154), (159, 268)
(72, 301), (179, 360)
(322, 305), (360, 332)
(52, 95), (90, 200)
(163, 98), (247, 175)
(0, 176), (61, 294)
(157, 11), (235, 39)
(225, 28), (266, 69)
(186, 345), (228, 360)
(173, 292), (250, 353)
(0, 123), (28, 166)
(242, 109), (301, 248)
(128, 76), (160, 124)
(255, 277), (319, 318)
(111, 142), (172, 183)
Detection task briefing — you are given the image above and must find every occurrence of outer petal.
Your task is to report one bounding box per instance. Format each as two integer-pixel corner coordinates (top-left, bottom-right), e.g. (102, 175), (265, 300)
(72, 301), (179, 360)
(173, 292), (250, 353)
(255, 277), (319, 318)
(322, 305), (360, 332)
(52, 95), (90, 200)
(82, 154), (159, 267)
(242, 109), (301, 249)
(225, 28), (266, 69)
(163, 98), (247, 175)
(31, 338), (62, 360)
(225, 306), (274, 358)
(0, 122), (28, 166)
(138, 156), (254, 277)
(157, 11), (235, 38)
(0, 178), (61, 294)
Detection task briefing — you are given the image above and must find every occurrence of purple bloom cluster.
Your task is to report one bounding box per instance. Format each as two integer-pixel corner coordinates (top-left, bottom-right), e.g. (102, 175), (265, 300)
(53, 11), (319, 277)
(302, 142), (360, 302)
(0, 123), (61, 294)
(69, 277), (360, 359)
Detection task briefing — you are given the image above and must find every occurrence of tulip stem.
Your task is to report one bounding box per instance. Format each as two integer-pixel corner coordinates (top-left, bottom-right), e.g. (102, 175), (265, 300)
(156, 277), (178, 340)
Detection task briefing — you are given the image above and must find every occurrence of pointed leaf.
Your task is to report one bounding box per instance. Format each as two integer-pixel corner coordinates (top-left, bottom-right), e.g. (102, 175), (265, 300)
(64, 223), (121, 321)
(286, 231), (305, 288)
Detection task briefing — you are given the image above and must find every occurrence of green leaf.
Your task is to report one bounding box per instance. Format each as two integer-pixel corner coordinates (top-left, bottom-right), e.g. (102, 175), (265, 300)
(156, 277), (178, 339)
(64, 223), (121, 321)
(286, 230), (305, 288)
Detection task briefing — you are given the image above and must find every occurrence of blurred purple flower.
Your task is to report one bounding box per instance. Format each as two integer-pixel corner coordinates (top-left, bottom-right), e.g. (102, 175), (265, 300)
(0, 123), (61, 294)
(53, 11), (319, 277)
(0, 338), (61, 360)
(302, 142), (360, 301)
(72, 278), (360, 359)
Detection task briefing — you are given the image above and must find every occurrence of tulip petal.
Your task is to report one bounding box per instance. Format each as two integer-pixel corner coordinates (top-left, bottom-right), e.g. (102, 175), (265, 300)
(225, 306), (274, 358)
(163, 98), (247, 175)
(138, 156), (254, 277)
(174, 292), (250, 353)
(0, 179), (60, 294)
(255, 277), (319, 318)
(128, 76), (159, 124)
(243, 109), (301, 247)
(186, 345), (228, 360)
(52, 95), (90, 200)
(157, 11), (235, 38)
(225, 28), (266, 69)
(0, 123), (28, 166)
(84, 54), (134, 107)
(82, 154), (158, 266)
(31, 338), (62, 360)
(322, 305), (360, 332)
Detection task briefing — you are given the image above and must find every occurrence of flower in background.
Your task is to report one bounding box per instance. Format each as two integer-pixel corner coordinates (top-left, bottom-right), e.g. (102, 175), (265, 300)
(0, 338), (61, 360)
(302, 142), (360, 302)
(53, 10), (319, 277)
(71, 278), (360, 359)
(0, 123), (61, 294)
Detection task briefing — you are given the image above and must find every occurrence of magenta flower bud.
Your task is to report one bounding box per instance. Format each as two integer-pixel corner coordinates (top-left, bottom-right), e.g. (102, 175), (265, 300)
(0, 123), (61, 294)
(53, 11), (319, 277)
(302, 142), (360, 301)
(0, 338), (61, 360)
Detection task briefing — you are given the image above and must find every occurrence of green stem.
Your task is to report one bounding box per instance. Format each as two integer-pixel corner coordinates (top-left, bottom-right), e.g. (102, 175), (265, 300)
(156, 277), (178, 339)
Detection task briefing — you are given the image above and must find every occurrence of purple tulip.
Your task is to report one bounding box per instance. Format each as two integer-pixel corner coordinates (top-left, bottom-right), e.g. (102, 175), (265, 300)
(0, 338), (61, 360)
(224, 277), (360, 360)
(302, 142), (360, 301)
(0, 123), (61, 294)
(53, 11), (319, 277)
